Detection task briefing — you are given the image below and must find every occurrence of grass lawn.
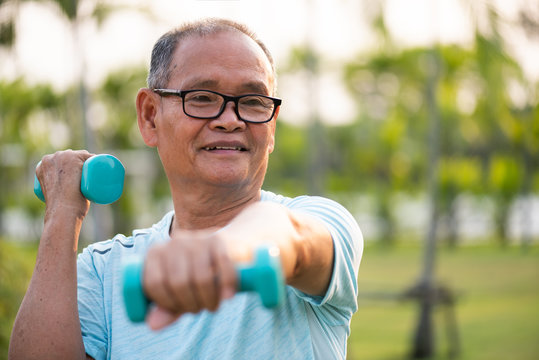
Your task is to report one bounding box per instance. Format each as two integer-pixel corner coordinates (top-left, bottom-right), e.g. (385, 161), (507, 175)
(347, 243), (539, 360)
(2, 240), (538, 359)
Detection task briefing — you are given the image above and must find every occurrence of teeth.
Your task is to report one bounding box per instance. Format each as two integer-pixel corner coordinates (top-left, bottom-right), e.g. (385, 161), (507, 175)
(204, 146), (244, 151)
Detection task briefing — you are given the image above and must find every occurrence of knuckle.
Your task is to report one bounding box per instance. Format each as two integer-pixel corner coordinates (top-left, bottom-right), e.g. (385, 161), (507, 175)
(169, 274), (189, 295)
(194, 271), (213, 287)
(193, 277), (215, 304)
(221, 265), (237, 288)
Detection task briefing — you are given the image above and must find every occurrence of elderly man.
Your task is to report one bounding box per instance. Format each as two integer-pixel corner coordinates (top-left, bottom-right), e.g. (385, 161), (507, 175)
(10, 18), (362, 360)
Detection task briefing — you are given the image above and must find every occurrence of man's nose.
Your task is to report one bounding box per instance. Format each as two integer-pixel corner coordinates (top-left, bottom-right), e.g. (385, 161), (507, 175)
(209, 102), (246, 132)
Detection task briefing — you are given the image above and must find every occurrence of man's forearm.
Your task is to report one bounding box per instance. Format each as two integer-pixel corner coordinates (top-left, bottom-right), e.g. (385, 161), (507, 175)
(9, 209), (86, 360)
(285, 209), (334, 296)
(223, 202), (334, 297)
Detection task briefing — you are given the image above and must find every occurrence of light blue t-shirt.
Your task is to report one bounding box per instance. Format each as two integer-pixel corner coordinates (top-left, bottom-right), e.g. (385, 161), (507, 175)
(77, 190), (363, 360)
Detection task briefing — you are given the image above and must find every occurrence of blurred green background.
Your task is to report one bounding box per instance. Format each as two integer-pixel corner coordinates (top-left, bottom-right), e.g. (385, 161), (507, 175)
(1, 0), (538, 359)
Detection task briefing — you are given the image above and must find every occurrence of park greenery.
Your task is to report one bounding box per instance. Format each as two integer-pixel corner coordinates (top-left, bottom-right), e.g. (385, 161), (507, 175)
(1, 0), (538, 358)
(348, 242), (539, 360)
(0, 0), (536, 246)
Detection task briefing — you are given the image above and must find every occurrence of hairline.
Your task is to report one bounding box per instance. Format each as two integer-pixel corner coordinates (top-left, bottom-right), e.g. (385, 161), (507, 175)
(147, 19), (277, 95)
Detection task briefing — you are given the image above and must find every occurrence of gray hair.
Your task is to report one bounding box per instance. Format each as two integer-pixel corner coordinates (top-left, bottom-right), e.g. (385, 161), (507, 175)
(147, 18), (276, 93)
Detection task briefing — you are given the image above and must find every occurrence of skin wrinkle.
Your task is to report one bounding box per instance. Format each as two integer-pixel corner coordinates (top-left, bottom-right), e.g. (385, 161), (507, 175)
(173, 78), (271, 96)
(167, 32), (274, 96)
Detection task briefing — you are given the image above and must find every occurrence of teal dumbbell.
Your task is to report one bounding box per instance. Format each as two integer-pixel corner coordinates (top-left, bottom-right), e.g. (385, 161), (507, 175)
(34, 154), (125, 205)
(122, 245), (284, 322)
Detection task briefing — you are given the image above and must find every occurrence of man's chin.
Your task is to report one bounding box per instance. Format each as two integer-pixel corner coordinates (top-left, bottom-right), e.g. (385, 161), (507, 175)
(202, 170), (249, 188)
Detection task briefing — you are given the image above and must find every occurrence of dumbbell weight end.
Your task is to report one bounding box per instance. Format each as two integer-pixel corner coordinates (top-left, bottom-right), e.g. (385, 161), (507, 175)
(236, 246), (284, 308)
(34, 154), (125, 205)
(122, 256), (150, 323)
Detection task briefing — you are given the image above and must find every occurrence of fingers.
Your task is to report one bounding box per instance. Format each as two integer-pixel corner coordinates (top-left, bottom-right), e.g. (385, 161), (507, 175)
(37, 149), (93, 178)
(147, 307), (178, 331)
(142, 230), (237, 326)
(189, 245), (218, 311)
(37, 149), (94, 213)
(143, 245), (178, 312)
(213, 238), (237, 301)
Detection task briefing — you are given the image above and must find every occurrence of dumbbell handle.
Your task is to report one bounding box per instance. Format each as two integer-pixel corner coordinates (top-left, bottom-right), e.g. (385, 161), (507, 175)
(34, 154), (125, 205)
(122, 246), (284, 322)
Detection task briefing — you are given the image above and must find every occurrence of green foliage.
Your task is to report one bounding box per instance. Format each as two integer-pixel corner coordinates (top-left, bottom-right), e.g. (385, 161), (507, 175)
(0, 240), (37, 358)
(54, 0), (77, 20)
(0, 79), (66, 227)
(489, 155), (522, 197)
(0, 0), (538, 248)
(0, 18), (13, 46)
(265, 121), (308, 196)
(0, 79), (61, 142)
(341, 25), (538, 243)
(95, 66), (147, 149)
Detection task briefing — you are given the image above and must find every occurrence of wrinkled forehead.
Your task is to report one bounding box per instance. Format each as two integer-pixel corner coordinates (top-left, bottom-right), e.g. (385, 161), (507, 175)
(169, 30), (275, 94)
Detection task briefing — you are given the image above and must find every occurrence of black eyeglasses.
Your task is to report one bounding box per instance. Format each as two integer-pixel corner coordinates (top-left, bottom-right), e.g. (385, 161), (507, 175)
(153, 89), (282, 123)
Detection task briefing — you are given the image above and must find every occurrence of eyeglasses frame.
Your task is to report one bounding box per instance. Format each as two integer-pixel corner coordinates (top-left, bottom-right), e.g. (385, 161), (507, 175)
(152, 88), (282, 124)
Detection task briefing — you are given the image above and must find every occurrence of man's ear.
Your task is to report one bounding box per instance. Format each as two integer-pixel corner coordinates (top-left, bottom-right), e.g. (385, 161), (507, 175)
(136, 88), (160, 147)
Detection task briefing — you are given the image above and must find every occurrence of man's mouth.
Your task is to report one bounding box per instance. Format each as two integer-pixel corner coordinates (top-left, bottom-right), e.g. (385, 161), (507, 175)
(203, 146), (247, 151)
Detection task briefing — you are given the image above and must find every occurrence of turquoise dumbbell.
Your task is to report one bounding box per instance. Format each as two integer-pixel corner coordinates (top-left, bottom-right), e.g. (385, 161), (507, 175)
(34, 154), (125, 205)
(122, 245), (285, 322)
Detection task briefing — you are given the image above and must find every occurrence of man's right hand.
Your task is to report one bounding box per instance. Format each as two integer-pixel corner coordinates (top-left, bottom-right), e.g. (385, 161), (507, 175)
(36, 149), (93, 220)
(142, 228), (238, 330)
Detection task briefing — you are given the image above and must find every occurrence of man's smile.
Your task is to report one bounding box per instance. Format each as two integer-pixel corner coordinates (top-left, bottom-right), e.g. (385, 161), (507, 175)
(202, 141), (248, 152)
(203, 146), (247, 151)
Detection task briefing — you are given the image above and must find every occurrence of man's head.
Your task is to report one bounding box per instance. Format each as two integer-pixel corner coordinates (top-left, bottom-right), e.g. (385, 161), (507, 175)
(136, 18), (279, 197)
(147, 18), (277, 94)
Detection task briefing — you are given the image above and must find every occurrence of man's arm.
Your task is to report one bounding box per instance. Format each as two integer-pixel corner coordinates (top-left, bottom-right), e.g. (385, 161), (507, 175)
(143, 201), (334, 330)
(222, 201), (334, 296)
(9, 151), (91, 360)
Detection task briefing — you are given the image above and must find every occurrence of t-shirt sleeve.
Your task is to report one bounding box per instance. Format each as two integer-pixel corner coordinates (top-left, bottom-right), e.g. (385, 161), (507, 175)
(288, 196), (363, 325)
(77, 248), (108, 360)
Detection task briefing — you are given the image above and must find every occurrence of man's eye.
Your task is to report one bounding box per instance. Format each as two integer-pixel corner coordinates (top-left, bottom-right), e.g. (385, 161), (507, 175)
(185, 91), (221, 104)
(242, 97), (271, 108)
(190, 95), (214, 103)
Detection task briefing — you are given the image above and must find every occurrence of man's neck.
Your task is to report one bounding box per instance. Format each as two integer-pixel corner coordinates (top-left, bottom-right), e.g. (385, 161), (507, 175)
(169, 183), (261, 233)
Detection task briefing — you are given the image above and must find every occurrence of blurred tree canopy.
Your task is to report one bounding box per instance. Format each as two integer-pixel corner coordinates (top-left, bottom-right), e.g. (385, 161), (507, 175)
(0, 0), (537, 246)
(339, 2), (539, 246)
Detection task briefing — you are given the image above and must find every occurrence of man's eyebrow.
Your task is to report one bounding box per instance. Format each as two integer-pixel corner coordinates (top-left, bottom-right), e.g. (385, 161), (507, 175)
(184, 79), (219, 90)
(238, 82), (270, 95)
(182, 79), (270, 95)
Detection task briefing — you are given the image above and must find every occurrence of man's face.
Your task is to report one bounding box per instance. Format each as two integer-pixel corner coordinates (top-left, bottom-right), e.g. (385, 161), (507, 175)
(153, 31), (278, 192)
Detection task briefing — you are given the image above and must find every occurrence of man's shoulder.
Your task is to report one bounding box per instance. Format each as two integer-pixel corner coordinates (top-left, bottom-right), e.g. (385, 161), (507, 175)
(261, 190), (347, 212)
(261, 189), (326, 204)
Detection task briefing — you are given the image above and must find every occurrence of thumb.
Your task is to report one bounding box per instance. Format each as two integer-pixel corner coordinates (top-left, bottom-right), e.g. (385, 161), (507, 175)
(147, 306), (180, 330)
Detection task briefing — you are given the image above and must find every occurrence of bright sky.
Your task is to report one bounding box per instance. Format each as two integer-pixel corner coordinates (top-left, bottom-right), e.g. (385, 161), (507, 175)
(1, 0), (537, 124)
